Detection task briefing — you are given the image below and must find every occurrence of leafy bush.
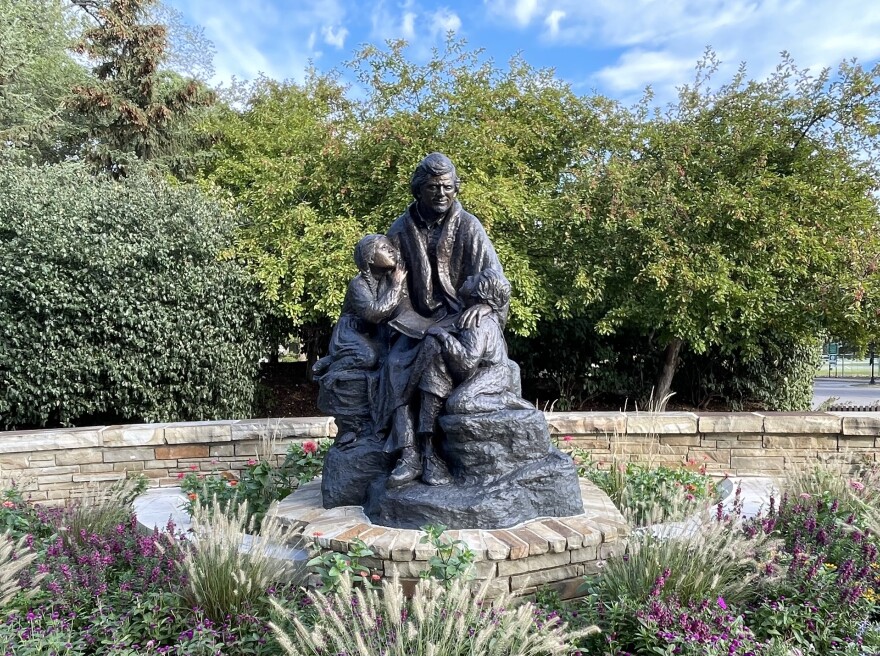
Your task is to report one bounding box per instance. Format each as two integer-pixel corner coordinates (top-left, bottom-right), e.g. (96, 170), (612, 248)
(307, 537), (378, 593)
(281, 440), (331, 486)
(419, 523), (475, 588)
(565, 444), (718, 527)
(0, 162), (264, 428)
(180, 438), (332, 530)
(676, 334), (823, 411)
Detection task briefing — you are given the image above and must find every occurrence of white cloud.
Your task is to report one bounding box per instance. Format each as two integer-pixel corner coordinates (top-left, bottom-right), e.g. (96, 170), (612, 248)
(166, 0), (348, 84)
(322, 25), (349, 48)
(485, 0), (880, 101)
(431, 8), (462, 37)
(370, 2), (462, 58)
(544, 9), (564, 37)
(594, 49), (698, 93)
(512, 0), (541, 26)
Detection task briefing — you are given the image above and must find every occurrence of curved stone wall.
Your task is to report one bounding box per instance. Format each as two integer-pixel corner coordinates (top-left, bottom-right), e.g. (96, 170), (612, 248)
(0, 411), (876, 503)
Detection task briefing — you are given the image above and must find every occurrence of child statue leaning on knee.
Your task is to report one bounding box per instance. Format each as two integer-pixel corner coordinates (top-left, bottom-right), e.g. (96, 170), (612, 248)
(387, 268), (516, 487)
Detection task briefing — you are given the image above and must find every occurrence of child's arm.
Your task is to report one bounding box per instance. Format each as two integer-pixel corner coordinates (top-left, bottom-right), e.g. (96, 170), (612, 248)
(349, 269), (406, 323)
(427, 326), (485, 375)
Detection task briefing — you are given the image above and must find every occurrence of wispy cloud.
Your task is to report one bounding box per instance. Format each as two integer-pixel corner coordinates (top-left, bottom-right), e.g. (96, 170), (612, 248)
(168, 0), (348, 84)
(322, 25), (349, 49)
(369, 1), (462, 58)
(484, 0), (880, 98)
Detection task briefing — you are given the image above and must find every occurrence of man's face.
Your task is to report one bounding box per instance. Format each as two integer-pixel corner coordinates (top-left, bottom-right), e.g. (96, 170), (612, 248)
(418, 173), (456, 216)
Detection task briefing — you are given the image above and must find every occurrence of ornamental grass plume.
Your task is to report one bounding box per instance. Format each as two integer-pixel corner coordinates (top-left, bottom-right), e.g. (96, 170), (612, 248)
(180, 496), (307, 622)
(777, 455), (880, 521)
(59, 473), (147, 547)
(0, 531), (43, 606)
(595, 506), (778, 608)
(269, 572), (598, 656)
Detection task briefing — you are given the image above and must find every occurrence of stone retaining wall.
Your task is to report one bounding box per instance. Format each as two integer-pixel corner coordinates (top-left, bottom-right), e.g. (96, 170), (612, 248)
(275, 477), (629, 600)
(0, 418), (335, 503)
(1, 411), (877, 502)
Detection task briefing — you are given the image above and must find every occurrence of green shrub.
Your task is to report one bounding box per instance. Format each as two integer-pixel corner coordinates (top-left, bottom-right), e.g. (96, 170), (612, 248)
(0, 162), (264, 428)
(676, 334), (822, 411)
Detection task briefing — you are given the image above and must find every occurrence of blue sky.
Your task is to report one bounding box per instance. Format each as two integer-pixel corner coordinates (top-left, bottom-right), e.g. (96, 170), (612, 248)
(164, 0), (880, 103)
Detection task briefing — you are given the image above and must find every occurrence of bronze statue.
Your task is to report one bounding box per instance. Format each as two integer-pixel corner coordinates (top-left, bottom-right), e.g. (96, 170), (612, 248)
(315, 153), (583, 529)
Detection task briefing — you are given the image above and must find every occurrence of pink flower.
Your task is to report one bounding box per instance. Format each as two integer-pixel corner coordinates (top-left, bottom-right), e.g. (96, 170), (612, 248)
(371, 573), (381, 582)
(247, 458), (257, 466)
(302, 441), (318, 455)
(312, 531), (323, 537)
(189, 464), (198, 471)
(562, 435), (573, 442)
(176, 472), (185, 480)
(1, 500), (15, 509)
(850, 481), (866, 492)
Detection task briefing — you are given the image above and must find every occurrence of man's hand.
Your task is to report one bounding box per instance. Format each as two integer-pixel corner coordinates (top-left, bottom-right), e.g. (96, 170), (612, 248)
(457, 303), (492, 329)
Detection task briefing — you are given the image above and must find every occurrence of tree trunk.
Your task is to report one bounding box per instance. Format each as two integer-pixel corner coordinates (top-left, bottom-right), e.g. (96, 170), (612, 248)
(654, 338), (683, 409)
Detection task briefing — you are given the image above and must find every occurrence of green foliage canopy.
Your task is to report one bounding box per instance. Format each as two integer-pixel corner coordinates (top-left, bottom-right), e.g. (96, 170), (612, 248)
(202, 39), (595, 340)
(559, 52), (880, 398)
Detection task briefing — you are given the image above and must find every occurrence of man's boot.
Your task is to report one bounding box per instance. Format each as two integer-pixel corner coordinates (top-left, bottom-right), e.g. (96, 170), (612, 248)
(387, 447), (422, 488)
(422, 440), (452, 486)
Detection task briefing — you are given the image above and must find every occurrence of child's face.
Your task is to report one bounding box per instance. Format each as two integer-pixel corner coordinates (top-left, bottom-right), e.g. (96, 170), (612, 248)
(461, 275), (481, 308)
(371, 237), (398, 269)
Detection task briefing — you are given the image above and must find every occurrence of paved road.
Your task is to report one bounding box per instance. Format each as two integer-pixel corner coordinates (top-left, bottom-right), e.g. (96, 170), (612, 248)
(813, 377), (880, 409)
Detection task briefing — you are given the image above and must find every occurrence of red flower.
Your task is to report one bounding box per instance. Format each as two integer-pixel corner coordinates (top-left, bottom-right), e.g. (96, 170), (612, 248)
(189, 464), (199, 471)
(371, 573), (381, 582)
(562, 435), (573, 442)
(187, 493), (198, 501)
(176, 472), (185, 480)
(229, 480), (238, 487)
(302, 441), (318, 455)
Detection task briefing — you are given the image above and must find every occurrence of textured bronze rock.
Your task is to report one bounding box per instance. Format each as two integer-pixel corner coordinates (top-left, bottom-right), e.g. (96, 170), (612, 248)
(314, 153), (583, 529)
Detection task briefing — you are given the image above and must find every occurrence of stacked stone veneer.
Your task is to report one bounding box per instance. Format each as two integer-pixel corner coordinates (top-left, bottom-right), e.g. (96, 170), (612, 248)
(1, 411), (878, 503)
(547, 411), (880, 475)
(275, 477), (628, 599)
(0, 418), (335, 503)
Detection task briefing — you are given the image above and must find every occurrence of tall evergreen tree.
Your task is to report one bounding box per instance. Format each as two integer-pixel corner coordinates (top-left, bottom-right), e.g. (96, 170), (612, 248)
(69, 0), (214, 176)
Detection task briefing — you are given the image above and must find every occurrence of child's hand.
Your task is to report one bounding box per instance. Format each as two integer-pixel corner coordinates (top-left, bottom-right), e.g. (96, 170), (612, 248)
(391, 262), (407, 286)
(427, 326), (448, 339)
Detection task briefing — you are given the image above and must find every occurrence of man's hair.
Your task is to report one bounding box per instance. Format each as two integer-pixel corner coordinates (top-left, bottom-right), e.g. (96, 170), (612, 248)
(469, 269), (511, 312)
(410, 152), (461, 198)
(353, 234), (385, 273)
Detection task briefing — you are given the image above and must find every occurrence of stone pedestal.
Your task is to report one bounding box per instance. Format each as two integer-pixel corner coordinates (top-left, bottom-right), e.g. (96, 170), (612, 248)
(275, 477), (629, 599)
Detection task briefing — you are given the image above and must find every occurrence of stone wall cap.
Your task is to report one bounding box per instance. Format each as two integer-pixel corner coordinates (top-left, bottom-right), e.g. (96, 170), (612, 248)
(829, 412), (880, 436)
(626, 412), (698, 435)
(758, 412), (842, 434)
(697, 412), (764, 434)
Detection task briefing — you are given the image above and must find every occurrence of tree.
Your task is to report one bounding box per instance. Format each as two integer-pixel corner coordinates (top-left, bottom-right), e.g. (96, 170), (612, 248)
(0, 0), (91, 163)
(68, 0), (214, 176)
(562, 52), (880, 402)
(203, 38), (595, 367)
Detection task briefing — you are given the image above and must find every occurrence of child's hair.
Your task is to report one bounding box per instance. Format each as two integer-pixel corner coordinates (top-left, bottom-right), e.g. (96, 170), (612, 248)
(353, 234), (385, 273)
(469, 269), (510, 312)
